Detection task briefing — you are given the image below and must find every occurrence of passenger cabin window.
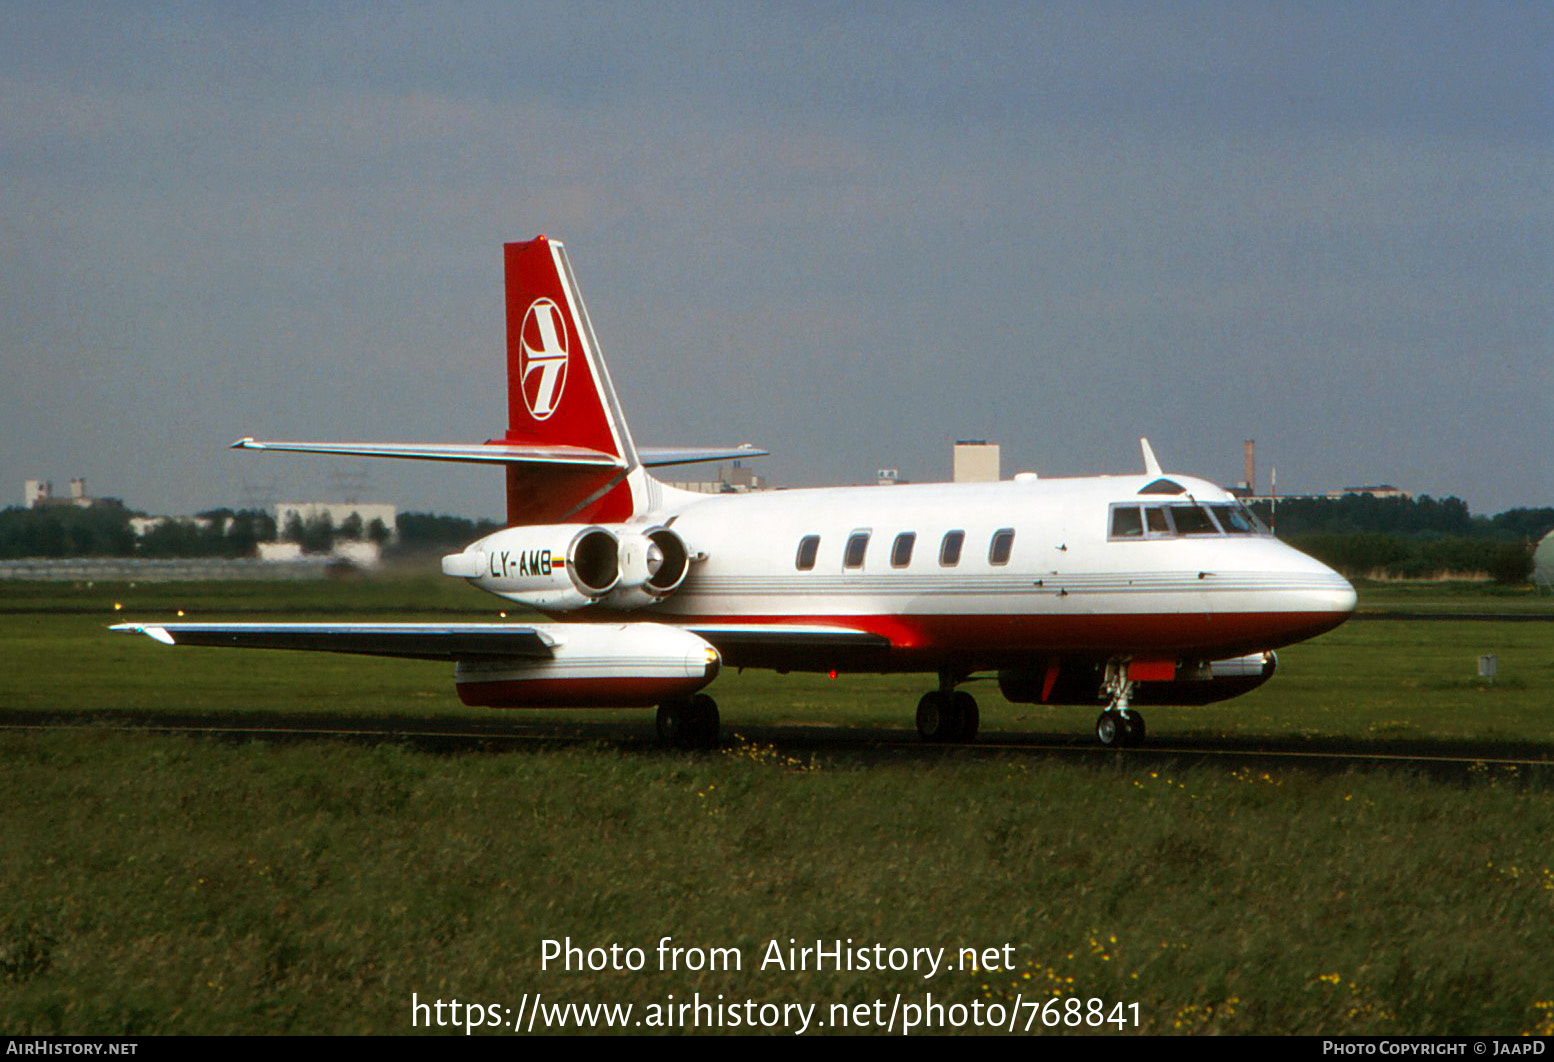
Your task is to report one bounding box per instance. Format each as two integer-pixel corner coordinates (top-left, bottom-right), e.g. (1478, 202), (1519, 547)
(843, 531), (870, 570)
(795, 535), (820, 571)
(939, 530), (964, 567)
(891, 532), (916, 568)
(989, 528), (1015, 565)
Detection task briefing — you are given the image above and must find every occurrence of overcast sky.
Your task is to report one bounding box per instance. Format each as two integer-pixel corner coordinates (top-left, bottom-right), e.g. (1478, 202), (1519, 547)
(3, 2), (1549, 520)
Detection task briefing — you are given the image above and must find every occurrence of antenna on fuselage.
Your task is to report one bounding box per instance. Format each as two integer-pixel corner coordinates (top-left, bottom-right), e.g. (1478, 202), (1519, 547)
(1139, 438), (1163, 478)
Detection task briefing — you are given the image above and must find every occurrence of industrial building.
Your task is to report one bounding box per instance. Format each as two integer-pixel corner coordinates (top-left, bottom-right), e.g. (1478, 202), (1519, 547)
(1225, 441), (1411, 504)
(666, 460), (767, 495)
(23, 478), (121, 510)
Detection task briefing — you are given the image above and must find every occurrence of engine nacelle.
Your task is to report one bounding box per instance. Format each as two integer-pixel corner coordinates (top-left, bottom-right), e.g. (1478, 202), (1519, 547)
(454, 623), (720, 708)
(999, 652), (1278, 707)
(444, 523), (691, 612)
(444, 524), (621, 610)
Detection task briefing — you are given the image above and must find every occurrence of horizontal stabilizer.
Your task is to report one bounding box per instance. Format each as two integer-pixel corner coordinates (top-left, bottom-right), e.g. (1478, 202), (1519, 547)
(111, 622), (557, 661)
(231, 439), (769, 469)
(639, 445), (770, 468)
(232, 438), (624, 468)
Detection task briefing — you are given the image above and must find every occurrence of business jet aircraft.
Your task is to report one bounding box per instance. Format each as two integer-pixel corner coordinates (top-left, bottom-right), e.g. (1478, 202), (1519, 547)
(115, 236), (1356, 747)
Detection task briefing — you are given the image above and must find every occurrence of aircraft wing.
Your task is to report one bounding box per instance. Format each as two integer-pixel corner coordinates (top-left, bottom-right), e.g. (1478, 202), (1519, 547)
(111, 622), (557, 661)
(116, 621), (887, 656)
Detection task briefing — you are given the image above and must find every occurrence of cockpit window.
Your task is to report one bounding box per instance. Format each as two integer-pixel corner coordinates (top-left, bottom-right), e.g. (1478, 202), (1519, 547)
(1171, 505), (1218, 535)
(1110, 506), (1144, 538)
(1109, 500), (1270, 540)
(1209, 504), (1256, 534)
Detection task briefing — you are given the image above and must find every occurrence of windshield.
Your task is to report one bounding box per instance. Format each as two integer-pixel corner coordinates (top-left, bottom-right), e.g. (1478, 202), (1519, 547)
(1109, 500), (1270, 539)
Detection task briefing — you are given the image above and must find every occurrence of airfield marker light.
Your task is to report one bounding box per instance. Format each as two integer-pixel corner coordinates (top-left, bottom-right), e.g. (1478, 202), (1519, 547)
(177, 610), (185, 617)
(113, 602), (122, 611)
(829, 669), (838, 679)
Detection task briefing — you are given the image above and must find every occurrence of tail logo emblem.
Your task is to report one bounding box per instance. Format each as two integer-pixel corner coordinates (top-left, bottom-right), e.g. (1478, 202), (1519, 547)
(519, 298), (569, 420)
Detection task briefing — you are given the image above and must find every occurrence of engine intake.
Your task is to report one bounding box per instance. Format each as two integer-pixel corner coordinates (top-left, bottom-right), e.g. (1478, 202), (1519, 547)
(605, 526), (690, 609)
(569, 526), (621, 596)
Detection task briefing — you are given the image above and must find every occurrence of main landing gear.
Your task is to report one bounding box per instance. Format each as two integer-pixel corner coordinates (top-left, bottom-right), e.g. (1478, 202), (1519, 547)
(656, 693), (720, 749)
(916, 675), (979, 743)
(1094, 661), (1146, 748)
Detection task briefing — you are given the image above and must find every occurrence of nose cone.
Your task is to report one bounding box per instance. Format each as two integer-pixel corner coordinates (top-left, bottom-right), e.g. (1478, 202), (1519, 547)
(1278, 546), (1358, 640)
(1286, 541), (1357, 612)
(1198, 537), (1357, 652)
(1329, 571), (1359, 615)
(1310, 569), (1358, 636)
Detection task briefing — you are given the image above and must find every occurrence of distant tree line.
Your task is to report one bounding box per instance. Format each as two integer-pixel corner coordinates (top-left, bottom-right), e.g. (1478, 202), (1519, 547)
(1249, 496), (1554, 584)
(278, 511), (392, 554)
(140, 509), (278, 558)
(392, 513), (503, 553)
(0, 507), (501, 560)
(0, 506), (137, 558)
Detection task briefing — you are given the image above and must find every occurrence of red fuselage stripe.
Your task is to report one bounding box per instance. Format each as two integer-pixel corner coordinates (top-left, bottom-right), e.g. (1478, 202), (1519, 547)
(679, 609), (1346, 657)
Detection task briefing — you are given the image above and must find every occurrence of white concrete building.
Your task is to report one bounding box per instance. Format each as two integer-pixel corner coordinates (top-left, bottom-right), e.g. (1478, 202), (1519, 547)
(953, 441), (1000, 483)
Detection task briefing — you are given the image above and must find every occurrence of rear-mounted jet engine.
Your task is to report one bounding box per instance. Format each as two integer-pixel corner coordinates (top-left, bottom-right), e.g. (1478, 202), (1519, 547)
(442, 523), (690, 611)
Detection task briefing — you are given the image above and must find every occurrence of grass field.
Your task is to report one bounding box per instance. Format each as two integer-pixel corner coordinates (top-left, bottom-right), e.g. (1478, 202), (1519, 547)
(2, 577), (1552, 1035)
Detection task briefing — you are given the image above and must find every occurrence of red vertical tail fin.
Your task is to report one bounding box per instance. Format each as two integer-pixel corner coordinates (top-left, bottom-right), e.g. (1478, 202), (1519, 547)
(501, 237), (644, 526)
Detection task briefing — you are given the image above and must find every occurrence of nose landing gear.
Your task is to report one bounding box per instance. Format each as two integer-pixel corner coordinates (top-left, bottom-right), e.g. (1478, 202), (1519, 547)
(1094, 660), (1146, 748)
(1095, 708), (1145, 747)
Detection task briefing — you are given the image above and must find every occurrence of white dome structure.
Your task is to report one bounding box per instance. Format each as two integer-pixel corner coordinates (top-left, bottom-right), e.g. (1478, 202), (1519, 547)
(1534, 530), (1554, 590)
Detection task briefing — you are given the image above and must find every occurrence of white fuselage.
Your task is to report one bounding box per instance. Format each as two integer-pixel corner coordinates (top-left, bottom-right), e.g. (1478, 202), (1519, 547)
(468, 471), (1356, 674)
